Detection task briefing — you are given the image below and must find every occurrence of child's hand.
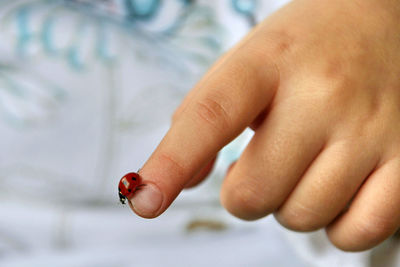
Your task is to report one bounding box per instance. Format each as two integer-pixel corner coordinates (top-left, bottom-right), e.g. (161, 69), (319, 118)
(128, 0), (400, 251)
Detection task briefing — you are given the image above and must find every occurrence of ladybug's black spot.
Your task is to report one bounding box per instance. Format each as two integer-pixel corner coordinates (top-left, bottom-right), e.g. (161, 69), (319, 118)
(131, 177), (136, 181)
(128, 189), (132, 192)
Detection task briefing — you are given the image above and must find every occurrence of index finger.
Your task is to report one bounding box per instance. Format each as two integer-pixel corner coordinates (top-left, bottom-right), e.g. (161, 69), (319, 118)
(129, 30), (280, 218)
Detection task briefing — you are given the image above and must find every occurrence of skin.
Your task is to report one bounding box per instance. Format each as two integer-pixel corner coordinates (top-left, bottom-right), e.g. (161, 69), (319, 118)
(129, 0), (400, 251)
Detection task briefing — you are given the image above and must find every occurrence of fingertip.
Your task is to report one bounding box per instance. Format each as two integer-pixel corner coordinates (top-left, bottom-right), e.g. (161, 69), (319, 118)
(325, 226), (373, 252)
(220, 180), (268, 221)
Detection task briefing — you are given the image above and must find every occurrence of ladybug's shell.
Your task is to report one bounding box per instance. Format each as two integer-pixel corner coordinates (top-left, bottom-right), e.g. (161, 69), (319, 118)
(119, 172), (142, 199)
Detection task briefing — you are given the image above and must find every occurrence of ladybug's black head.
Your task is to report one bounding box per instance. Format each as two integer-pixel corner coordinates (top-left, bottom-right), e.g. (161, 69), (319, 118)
(118, 188), (127, 205)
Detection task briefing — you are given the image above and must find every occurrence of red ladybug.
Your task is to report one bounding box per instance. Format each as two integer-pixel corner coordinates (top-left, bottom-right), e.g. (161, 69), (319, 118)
(118, 172), (145, 204)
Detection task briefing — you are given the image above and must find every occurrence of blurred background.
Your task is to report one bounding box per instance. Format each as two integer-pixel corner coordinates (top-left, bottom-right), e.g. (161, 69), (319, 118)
(0, 1), (388, 266)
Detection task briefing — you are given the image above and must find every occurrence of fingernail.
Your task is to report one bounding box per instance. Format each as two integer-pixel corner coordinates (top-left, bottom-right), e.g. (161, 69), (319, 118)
(129, 183), (163, 218)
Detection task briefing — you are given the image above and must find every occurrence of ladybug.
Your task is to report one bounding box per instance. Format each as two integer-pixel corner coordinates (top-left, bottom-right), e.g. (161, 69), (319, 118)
(118, 172), (145, 204)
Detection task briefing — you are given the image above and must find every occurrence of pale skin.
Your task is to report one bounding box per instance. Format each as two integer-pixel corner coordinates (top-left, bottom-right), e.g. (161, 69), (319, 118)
(127, 0), (400, 251)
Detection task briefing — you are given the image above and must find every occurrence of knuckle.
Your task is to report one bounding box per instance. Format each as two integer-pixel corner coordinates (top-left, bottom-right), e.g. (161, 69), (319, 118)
(251, 29), (295, 63)
(276, 202), (326, 232)
(270, 34), (294, 61)
(192, 94), (232, 133)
